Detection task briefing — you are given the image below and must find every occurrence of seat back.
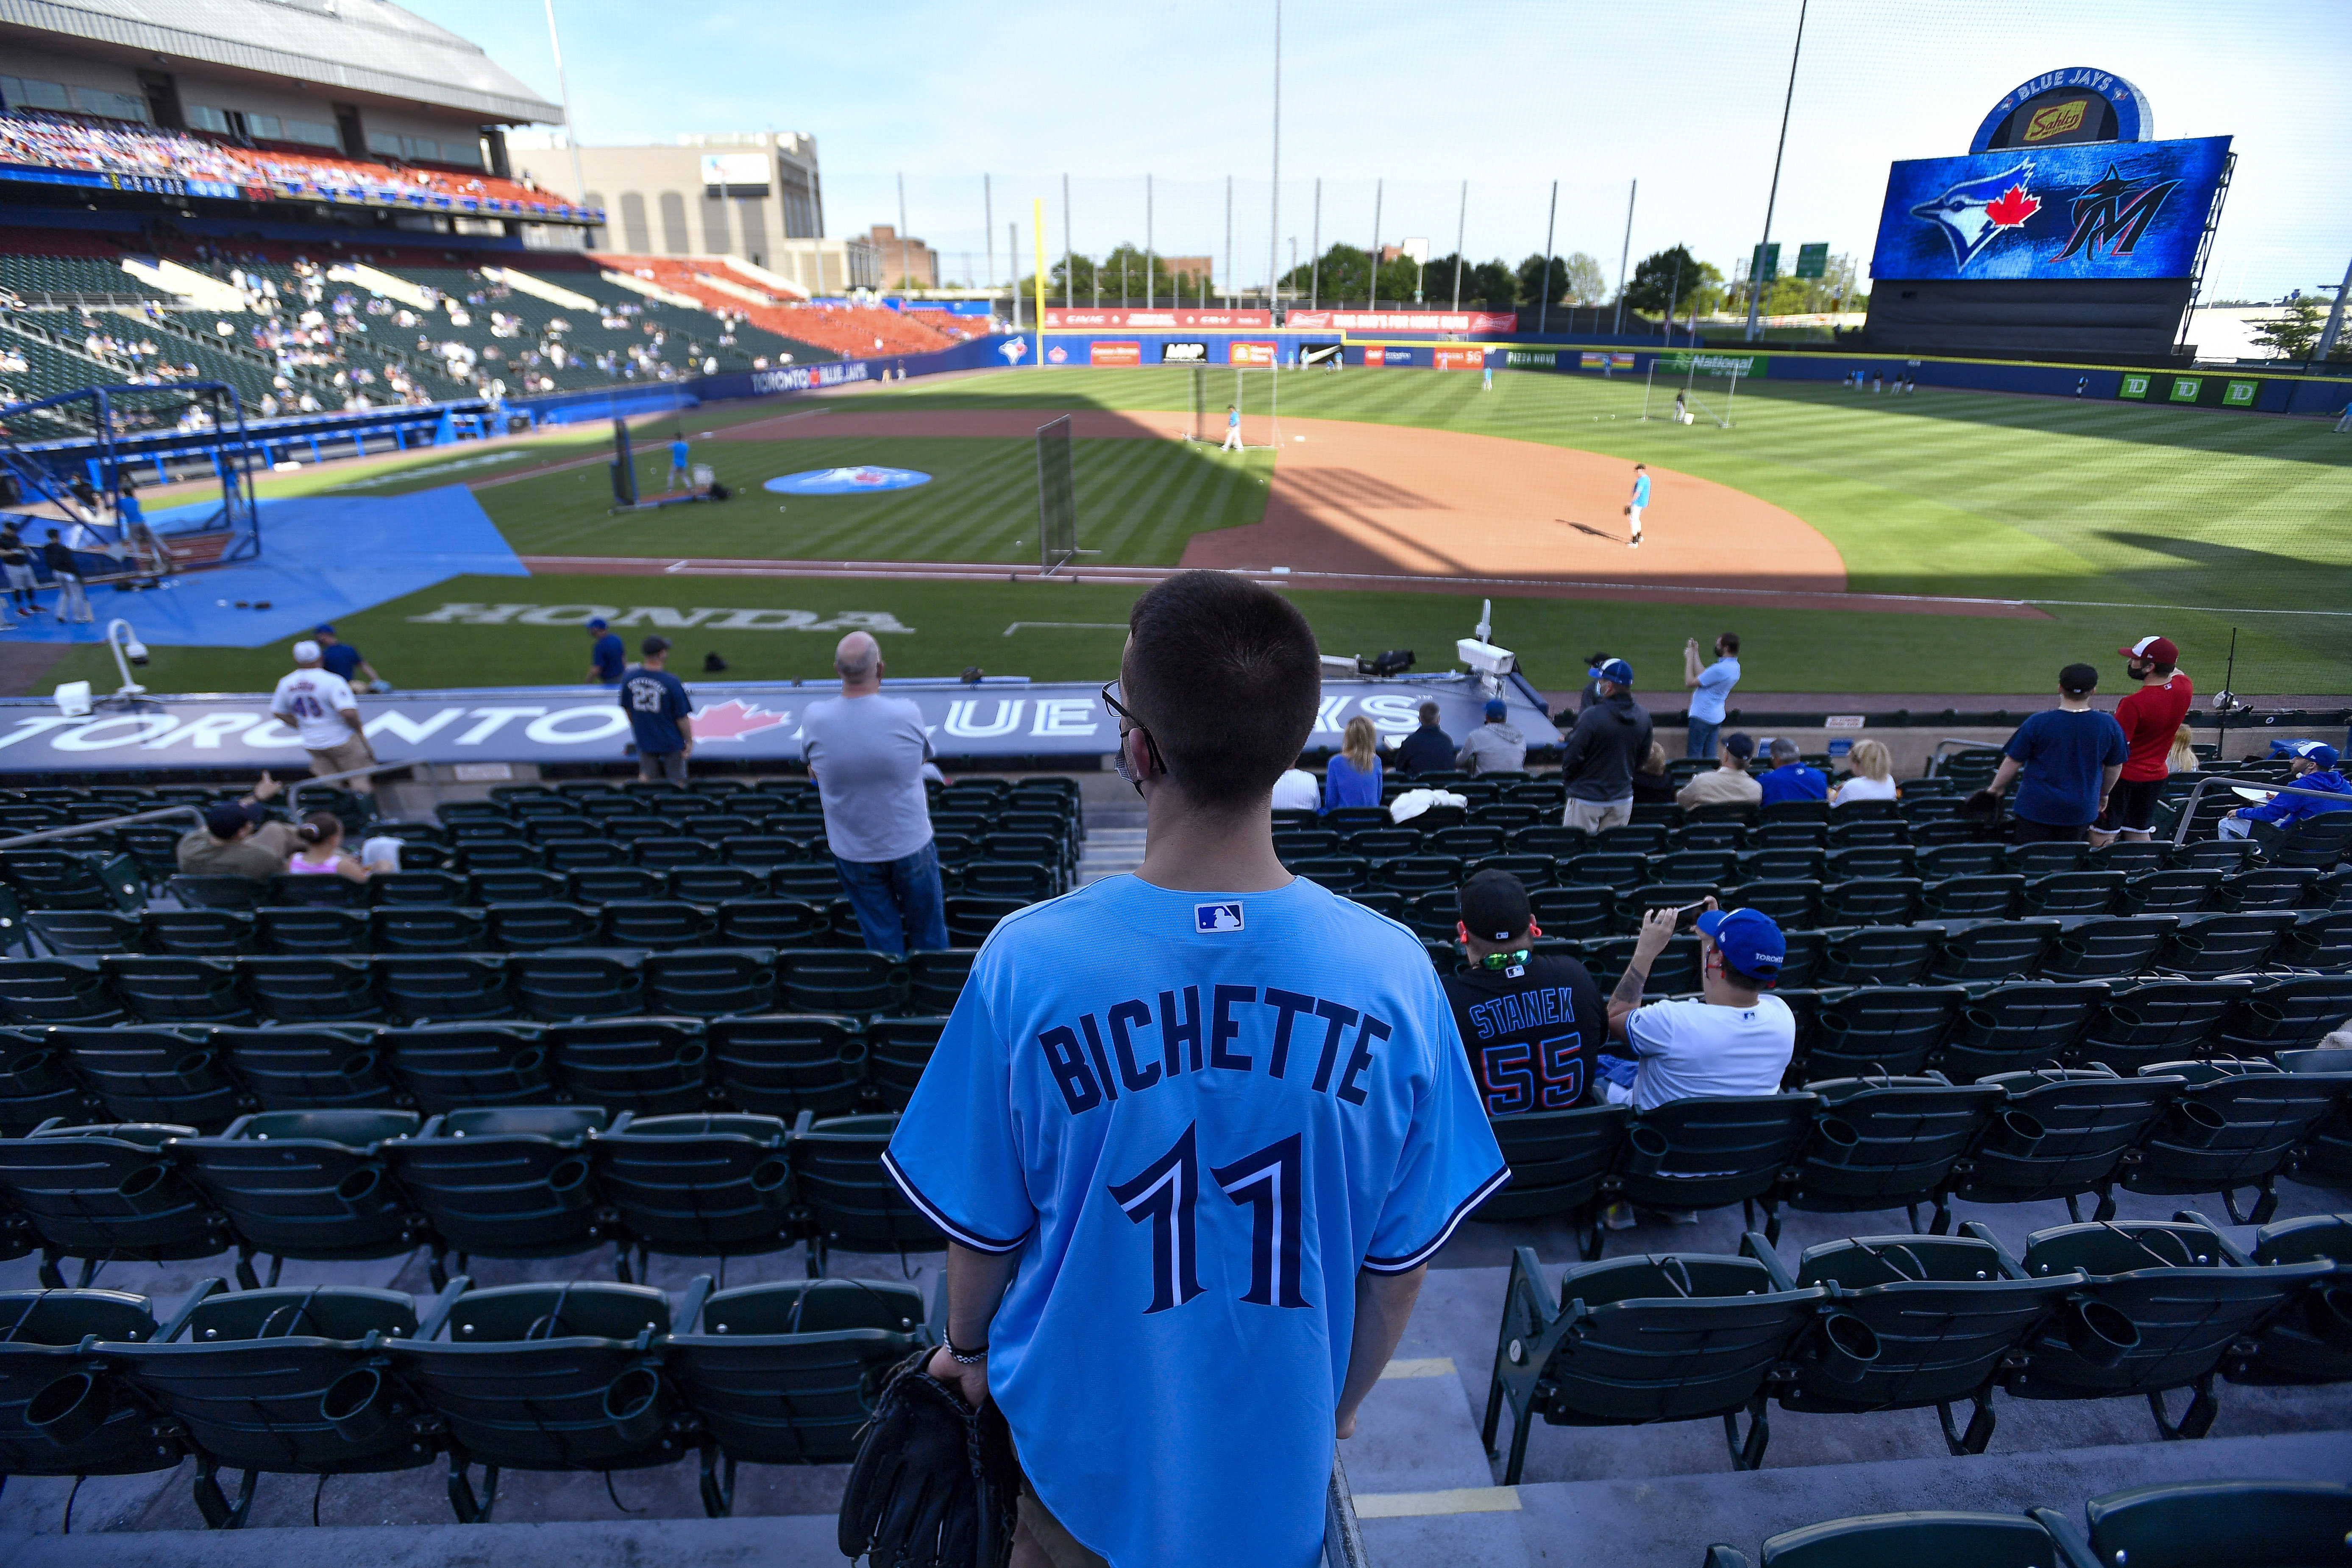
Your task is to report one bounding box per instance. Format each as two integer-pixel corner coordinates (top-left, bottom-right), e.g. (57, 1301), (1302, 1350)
(381, 1024), (554, 1114)
(381, 1107), (610, 1261)
(666, 1278), (927, 1464)
(792, 1112), (947, 1262)
(1925, 921), (2060, 985)
(0, 1287), (169, 1479)
(1791, 1079), (2004, 1210)
(511, 950), (646, 1022)
(1618, 1095), (1819, 1211)
(906, 950), (976, 1015)
(547, 1019), (711, 1114)
(1760, 1512), (2082, 1568)
(0, 1030), (96, 1135)
(2216, 975), (2352, 1056)
(1798, 987), (1964, 1080)
(590, 1112), (794, 1256)
(2157, 912), (2294, 977)
(1541, 1254), (1820, 1423)
(2084, 1481), (2352, 1568)
(27, 909), (143, 957)
(1934, 982), (2108, 1083)
(2037, 916), (2177, 981)
(376, 954), (514, 1025)
(50, 1025), (242, 1129)
(2124, 1061), (2352, 1200)
(867, 1018), (946, 1109)
(1954, 1069), (2181, 1207)
(1813, 927), (1937, 987)
(1475, 1105), (1629, 1221)
(0, 1121), (224, 1261)
(142, 908), (259, 958)
(645, 948), (778, 1019)
(214, 1026), (395, 1112)
(369, 906), (491, 955)
(486, 902), (604, 952)
(2074, 979), (2253, 1072)
(175, 1112), (420, 1265)
(709, 1015), (868, 1117)
(779, 951), (909, 1016)
(256, 905), (371, 958)
(100, 955), (253, 1027)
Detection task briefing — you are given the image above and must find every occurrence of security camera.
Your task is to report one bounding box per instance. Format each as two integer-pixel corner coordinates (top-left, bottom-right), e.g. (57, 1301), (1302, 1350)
(125, 641), (149, 666)
(1455, 638), (1517, 678)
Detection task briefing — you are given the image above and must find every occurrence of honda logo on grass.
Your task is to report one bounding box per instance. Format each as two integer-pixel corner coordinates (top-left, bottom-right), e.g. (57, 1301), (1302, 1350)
(406, 604), (916, 632)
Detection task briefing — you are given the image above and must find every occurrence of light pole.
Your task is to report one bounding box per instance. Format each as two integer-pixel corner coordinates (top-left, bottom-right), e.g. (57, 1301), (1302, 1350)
(1746, 0), (1809, 343)
(1268, 0), (1282, 322)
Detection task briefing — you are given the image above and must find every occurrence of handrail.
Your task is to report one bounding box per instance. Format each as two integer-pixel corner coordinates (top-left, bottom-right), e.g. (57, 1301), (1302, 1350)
(2167, 773), (2349, 849)
(287, 759), (425, 816)
(0, 804), (205, 852)
(1928, 738), (2005, 775)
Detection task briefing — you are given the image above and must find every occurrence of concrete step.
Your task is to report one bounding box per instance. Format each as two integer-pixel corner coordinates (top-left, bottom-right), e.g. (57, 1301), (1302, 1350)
(1075, 825), (1145, 885)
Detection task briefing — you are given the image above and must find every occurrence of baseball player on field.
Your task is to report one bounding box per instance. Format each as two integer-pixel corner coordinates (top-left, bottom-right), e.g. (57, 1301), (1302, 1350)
(891, 570), (1505, 1568)
(1628, 462), (1651, 547)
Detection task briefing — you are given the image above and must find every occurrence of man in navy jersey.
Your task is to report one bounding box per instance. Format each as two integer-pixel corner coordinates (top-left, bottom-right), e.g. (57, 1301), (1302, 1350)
(889, 570), (1505, 1568)
(1441, 869), (1604, 1116)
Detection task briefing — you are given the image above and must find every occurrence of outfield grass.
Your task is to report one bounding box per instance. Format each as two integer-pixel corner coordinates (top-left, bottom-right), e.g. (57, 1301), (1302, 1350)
(45, 569), (2350, 698)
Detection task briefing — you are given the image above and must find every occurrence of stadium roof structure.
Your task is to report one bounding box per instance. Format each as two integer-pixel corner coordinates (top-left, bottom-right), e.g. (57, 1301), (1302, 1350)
(0, 0), (564, 124)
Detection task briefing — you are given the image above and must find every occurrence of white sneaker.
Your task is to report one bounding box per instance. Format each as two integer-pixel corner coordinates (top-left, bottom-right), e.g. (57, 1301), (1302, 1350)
(1628, 538), (1641, 548)
(1600, 1200), (1637, 1231)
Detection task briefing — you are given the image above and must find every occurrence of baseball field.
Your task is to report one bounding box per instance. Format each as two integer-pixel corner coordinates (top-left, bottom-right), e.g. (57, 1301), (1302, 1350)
(38, 362), (2352, 696)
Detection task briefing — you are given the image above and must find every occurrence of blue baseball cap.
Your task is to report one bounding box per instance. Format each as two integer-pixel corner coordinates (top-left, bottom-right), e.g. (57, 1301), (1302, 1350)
(586, 617), (609, 630)
(1589, 657), (1634, 685)
(1484, 698), (1508, 720)
(313, 622), (336, 636)
(1696, 906), (1784, 982)
(2305, 744), (2341, 770)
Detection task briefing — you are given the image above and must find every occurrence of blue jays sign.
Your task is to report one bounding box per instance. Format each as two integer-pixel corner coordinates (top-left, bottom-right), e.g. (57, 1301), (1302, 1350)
(1869, 136), (2230, 283)
(1971, 67), (2151, 153)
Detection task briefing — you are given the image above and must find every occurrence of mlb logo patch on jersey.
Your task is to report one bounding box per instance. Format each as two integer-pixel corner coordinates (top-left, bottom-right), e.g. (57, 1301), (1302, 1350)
(1194, 902), (1244, 933)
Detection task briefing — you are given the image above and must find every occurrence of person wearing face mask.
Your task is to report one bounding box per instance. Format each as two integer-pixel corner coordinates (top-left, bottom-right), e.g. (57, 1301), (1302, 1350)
(2092, 635), (2193, 847)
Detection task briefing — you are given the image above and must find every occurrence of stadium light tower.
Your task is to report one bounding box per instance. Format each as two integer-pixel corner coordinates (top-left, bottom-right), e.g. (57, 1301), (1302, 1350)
(1745, 0), (1809, 343)
(1268, 0), (1281, 322)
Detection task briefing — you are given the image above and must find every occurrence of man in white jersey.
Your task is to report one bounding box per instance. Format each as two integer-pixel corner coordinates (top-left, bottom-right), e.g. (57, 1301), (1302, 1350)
(270, 639), (376, 794)
(888, 570), (1506, 1568)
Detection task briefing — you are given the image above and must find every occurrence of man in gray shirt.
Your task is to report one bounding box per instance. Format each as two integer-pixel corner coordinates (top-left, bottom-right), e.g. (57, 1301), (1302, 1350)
(1456, 699), (1528, 774)
(802, 630), (949, 955)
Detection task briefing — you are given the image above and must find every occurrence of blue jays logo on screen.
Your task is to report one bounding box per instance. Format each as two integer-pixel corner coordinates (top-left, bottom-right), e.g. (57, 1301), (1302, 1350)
(1870, 136), (2230, 282)
(1195, 902), (1244, 933)
(763, 466), (933, 495)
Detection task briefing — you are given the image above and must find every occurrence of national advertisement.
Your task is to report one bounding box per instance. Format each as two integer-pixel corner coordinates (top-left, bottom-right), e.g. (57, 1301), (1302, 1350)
(1870, 135), (2231, 282)
(1655, 351), (1765, 377)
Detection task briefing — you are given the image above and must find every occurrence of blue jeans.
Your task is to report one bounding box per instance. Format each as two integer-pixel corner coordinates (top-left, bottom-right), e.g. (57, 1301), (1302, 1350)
(835, 840), (949, 957)
(1686, 717), (1720, 760)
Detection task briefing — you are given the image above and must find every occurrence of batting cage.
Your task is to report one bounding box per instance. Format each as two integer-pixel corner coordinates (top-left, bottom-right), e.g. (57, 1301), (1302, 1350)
(1188, 365), (1282, 450)
(1640, 349), (1751, 429)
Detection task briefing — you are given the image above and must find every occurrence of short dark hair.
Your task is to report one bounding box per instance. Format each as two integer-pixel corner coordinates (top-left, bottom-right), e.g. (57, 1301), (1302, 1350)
(1717, 632), (1740, 654)
(642, 635), (671, 657)
(1417, 700), (1440, 724)
(1124, 571), (1319, 811)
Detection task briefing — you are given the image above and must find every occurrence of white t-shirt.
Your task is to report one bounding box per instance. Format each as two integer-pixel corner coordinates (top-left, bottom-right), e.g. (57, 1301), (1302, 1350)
(1271, 768), (1320, 812)
(271, 668), (360, 750)
(1832, 774), (1899, 805)
(1608, 994), (1795, 1111)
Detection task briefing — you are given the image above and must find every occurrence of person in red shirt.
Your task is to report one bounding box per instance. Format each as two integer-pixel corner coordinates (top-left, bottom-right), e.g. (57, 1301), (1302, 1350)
(2094, 634), (2193, 845)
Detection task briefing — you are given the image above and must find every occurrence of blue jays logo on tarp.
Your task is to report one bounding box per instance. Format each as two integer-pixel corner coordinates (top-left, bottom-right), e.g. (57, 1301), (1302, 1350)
(763, 466), (933, 496)
(1908, 162), (2042, 268)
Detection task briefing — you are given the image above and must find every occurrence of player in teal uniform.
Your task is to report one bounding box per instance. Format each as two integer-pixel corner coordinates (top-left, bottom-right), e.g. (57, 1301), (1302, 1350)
(889, 571), (1504, 1568)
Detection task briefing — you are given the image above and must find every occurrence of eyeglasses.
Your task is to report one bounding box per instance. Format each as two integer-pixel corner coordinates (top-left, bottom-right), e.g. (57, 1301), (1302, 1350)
(1100, 680), (1166, 783)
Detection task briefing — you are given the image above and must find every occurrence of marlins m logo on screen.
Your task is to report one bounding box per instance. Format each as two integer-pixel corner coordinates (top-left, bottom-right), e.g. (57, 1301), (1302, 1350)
(1909, 163), (2041, 269)
(2050, 164), (2182, 262)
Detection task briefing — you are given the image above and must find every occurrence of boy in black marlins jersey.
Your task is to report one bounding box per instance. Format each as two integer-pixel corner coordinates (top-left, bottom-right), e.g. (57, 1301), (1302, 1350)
(1439, 869), (1607, 1117)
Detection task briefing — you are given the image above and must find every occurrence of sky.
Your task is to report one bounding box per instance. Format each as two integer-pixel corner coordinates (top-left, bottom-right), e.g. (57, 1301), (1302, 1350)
(409, 0), (2351, 302)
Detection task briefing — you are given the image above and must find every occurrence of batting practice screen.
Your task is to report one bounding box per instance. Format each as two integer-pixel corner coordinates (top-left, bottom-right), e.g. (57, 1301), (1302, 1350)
(1036, 414), (1077, 573)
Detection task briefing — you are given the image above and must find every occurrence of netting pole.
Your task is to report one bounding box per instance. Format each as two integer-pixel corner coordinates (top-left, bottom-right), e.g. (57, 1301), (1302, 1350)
(1727, 369), (1739, 428)
(1639, 356), (1654, 421)
(1192, 365), (1206, 443)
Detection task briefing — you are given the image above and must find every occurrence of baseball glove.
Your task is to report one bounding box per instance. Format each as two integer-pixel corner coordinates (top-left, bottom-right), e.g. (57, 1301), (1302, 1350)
(838, 1347), (1019, 1568)
(1957, 788), (2004, 823)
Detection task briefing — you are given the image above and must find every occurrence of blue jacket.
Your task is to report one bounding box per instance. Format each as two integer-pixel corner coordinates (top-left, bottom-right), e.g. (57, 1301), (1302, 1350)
(1758, 763), (1828, 804)
(2243, 769), (2352, 827)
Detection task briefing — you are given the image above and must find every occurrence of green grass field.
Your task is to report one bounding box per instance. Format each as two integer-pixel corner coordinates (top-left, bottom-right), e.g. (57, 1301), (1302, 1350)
(38, 364), (2352, 697)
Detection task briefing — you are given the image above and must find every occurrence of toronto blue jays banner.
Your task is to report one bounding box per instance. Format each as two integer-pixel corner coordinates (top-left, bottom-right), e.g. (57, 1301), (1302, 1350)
(0, 680), (1560, 773)
(1869, 135), (2230, 283)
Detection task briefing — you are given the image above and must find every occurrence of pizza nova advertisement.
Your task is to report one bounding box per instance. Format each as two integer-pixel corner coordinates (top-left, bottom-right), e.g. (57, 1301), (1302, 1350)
(0, 673), (1558, 770)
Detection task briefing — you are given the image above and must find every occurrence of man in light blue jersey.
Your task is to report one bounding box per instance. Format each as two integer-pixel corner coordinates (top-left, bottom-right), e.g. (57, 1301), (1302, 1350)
(888, 569), (1506, 1568)
(1627, 462), (1651, 547)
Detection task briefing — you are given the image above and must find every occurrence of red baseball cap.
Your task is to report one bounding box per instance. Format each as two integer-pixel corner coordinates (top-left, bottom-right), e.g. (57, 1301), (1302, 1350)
(2119, 635), (2178, 663)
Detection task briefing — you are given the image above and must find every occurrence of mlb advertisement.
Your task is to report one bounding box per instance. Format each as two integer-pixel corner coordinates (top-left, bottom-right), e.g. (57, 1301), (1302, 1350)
(1870, 135), (2230, 281)
(1088, 340), (1141, 367)
(1229, 341), (1278, 367)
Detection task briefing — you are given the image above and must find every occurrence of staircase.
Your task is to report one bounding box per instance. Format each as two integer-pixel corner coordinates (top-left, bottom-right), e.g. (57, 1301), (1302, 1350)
(1075, 825), (1144, 885)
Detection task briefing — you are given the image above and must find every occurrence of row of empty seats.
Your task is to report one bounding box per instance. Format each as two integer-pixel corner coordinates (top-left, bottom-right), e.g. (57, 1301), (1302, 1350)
(1486, 1217), (2352, 1485)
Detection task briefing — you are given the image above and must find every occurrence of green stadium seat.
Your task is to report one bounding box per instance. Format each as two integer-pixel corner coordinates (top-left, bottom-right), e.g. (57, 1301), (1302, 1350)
(0, 957), (127, 1026)
(1825, 845), (1916, 882)
(771, 862), (844, 899)
(591, 1111), (796, 1269)
(214, 1025), (395, 1112)
(2071, 978), (2253, 1073)
(2213, 974), (2352, 1054)
(377, 953), (513, 1025)
(1784, 1074), (2004, 1232)
(866, 1017), (946, 1108)
(27, 908), (142, 957)
(779, 950), (908, 1016)
(242, 955), (382, 1024)
(142, 908), (260, 957)
(381, 1023), (554, 1115)
(264, 874), (363, 910)
(1606, 1094), (1818, 1251)
(368, 872), (474, 909)
(2117, 867), (2221, 914)
(2037, 916), (2177, 981)
(0, 1286), (177, 1484)
(1923, 919), (2062, 985)
(50, 1025), (242, 1129)
(0, 1029), (96, 1135)
(510, 948), (646, 1021)
(101, 955), (253, 1026)
(601, 899), (721, 950)
(370, 904), (490, 954)
(1747, 1510), (2087, 1568)
(1934, 982), (2108, 1081)
(0, 1121), (228, 1287)
(465, 869), (567, 904)
(1955, 1067), (2183, 1221)
(569, 866), (668, 902)
(545, 1017), (710, 1114)
(1820, 878), (1924, 927)
(256, 903), (371, 956)
(485, 900), (602, 951)
(2281, 909), (2352, 970)
(709, 1015), (868, 1118)
(716, 898), (829, 947)
(790, 1111), (946, 1273)
(2205, 865), (2322, 912)
(1726, 879), (1823, 927)
(670, 865), (769, 903)
(2123, 1060), (2352, 1222)
(2020, 870), (2125, 918)
(1471, 1104), (1628, 1248)
(1464, 852), (1558, 889)
(2082, 1480), (2352, 1568)
(173, 1110), (422, 1288)
(382, 1106), (609, 1285)
(1482, 1246), (1823, 1486)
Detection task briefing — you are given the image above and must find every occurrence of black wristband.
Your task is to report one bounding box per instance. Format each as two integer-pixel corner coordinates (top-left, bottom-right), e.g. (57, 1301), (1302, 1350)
(947, 1339), (988, 1365)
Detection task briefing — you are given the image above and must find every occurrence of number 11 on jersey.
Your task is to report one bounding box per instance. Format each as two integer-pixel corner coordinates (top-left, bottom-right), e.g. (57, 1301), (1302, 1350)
(1111, 1122), (1312, 1315)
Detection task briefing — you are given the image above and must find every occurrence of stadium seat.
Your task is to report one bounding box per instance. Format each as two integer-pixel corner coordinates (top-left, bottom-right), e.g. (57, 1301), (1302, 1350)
(50, 1024), (242, 1129)
(2213, 974), (2352, 1055)
(1751, 1231), (2085, 1455)
(2281, 909), (2352, 970)
(590, 1111), (797, 1270)
(2206, 866), (2323, 913)
(1584, 934), (1700, 994)
(2169, 838), (2257, 873)
(1922, 919), (2061, 985)
(1513, 825), (1589, 858)
(779, 950), (907, 1016)
(143, 908), (260, 957)
(2019, 871), (2125, 918)
(2007, 1217), (2331, 1439)
(1791, 986), (1964, 1081)
(568, 866), (669, 903)
(214, 1025), (395, 1112)
(2266, 813), (2352, 871)
(1288, 856), (1371, 894)
(391, 1280), (684, 1520)
(174, 1110), (423, 1288)
(1566, 852), (1648, 892)
(1954, 1067), (2183, 1222)
(1812, 927), (1939, 987)
(1725, 880), (1823, 928)
(484, 901), (603, 952)
(368, 905), (490, 955)
(906, 950), (976, 1014)
(381, 1022), (556, 1114)
(2005, 842), (2089, 877)
(2152, 911), (2295, 977)
(2070, 978), (2252, 1073)
(0, 1029), (97, 1135)
(27, 908), (142, 957)
(1273, 828), (1343, 862)
(454, 841), (545, 873)
(1746, 846), (1829, 881)
(1380, 855), (1466, 894)
(2280, 1050), (2352, 1197)
(1597, 824), (1672, 855)
(771, 863), (844, 899)
(546, 1018), (711, 1114)
(242, 955), (383, 1024)
(370, 870), (471, 907)
(1739, 1510), (2089, 1568)
(1482, 1246), (1825, 1485)
(1825, 845), (1915, 882)
(2082, 1480), (2352, 1568)
(866, 1017), (946, 1108)
(633, 836), (715, 873)
(1914, 843), (2005, 880)
(791, 1111), (947, 1273)
(716, 897), (829, 947)
(1784, 1074), (2004, 1232)
(2117, 867), (2222, 915)
(1820, 878), (1924, 927)
(1473, 1104), (1630, 1248)
(2121, 1059), (2352, 1223)
(1464, 852), (1558, 889)
(510, 949), (646, 1022)
(265, 875), (363, 910)
(670, 865), (770, 903)
(598, 899), (719, 950)
(962, 861), (1060, 900)
(374, 952), (513, 1025)
(0, 1286), (178, 1485)
(1917, 874), (2024, 922)
(0, 1122), (229, 1287)
(256, 903), (371, 956)
(1605, 1094), (1818, 1251)
(709, 1015), (868, 1118)
(1934, 982), (2108, 1081)
(101, 955), (253, 1026)
(1, 849), (142, 913)
(0, 957), (128, 1026)
(641, 948), (776, 1019)
(382, 1107), (611, 1287)
(665, 1277), (930, 1516)
(2229, 1214), (2352, 1386)
(944, 896), (1024, 947)
(2036, 916), (2177, 981)
(466, 869), (568, 905)
(1528, 884), (1616, 939)
(164, 875), (267, 913)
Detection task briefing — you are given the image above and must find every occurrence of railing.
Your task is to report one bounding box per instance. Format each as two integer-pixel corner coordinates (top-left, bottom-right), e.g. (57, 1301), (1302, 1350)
(2163, 774), (2348, 849)
(287, 758), (427, 817)
(1324, 1451), (1369, 1568)
(1927, 738), (2005, 775)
